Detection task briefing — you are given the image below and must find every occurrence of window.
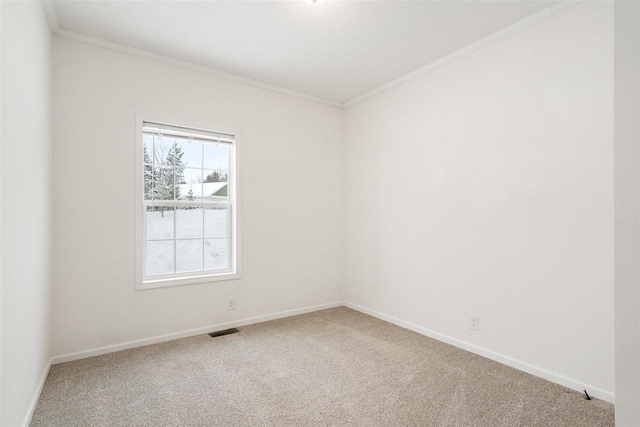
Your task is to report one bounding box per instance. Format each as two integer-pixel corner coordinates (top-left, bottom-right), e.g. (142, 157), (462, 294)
(135, 119), (239, 289)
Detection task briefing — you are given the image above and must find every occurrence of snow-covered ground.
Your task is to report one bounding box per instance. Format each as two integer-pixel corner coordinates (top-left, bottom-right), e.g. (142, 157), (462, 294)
(145, 208), (228, 276)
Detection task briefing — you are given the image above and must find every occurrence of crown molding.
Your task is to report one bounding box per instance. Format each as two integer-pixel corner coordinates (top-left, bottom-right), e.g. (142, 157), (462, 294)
(342, 0), (582, 109)
(53, 28), (344, 109)
(42, 0), (580, 110)
(42, 0), (59, 33)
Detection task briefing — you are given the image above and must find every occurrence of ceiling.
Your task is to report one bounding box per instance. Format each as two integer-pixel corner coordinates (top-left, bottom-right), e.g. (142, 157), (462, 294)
(51, 0), (557, 106)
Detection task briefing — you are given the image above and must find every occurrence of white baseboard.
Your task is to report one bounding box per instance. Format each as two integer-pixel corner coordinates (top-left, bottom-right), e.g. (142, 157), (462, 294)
(343, 301), (615, 404)
(51, 301), (342, 365)
(22, 358), (52, 427)
(48, 299), (615, 406)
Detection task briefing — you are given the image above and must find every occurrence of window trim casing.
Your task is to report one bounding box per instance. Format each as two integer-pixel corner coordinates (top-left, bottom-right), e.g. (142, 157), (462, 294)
(134, 114), (241, 290)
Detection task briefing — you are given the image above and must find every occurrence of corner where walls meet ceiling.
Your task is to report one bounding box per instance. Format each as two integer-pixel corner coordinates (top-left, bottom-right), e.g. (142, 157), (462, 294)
(42, 0), (571, 108)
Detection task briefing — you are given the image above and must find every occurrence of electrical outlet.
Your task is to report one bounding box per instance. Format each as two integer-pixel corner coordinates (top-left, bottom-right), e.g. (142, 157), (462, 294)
(227, 298), (236, 311)
(470, 315), (479, 331)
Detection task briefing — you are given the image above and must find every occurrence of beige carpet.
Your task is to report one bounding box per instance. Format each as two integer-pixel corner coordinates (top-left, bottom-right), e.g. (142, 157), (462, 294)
(31, 307), (613, 426)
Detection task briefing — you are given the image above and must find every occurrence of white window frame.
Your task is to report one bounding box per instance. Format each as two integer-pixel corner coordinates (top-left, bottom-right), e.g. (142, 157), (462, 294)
(135, 115), (241, 290)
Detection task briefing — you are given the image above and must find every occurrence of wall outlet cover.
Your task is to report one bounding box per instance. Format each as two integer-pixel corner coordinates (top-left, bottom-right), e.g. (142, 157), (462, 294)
(470, 315), (479, 331)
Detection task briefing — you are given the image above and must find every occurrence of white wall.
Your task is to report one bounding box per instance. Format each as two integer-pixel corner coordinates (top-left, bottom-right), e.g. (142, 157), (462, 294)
(343, 1), (614, 399)
(0, 1), (4, 422)
(52, 37), (343, 357)
(614, 0), (640, 423)
(1, 1), (53, 425)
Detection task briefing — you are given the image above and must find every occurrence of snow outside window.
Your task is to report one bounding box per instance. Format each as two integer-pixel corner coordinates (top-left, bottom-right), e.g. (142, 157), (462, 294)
(136, 120), (239, 289)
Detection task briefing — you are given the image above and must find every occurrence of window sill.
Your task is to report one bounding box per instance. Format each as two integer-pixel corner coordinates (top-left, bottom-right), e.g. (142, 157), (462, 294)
(137, 272), (240, 290)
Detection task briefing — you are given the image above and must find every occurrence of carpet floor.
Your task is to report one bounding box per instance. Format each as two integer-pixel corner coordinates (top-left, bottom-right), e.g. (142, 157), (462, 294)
(31, 307), (614, 426)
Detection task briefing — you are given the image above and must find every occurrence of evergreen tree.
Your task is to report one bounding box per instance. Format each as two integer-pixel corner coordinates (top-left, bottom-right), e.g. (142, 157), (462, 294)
(165, 145), (185, 199)
(143, 146), (154, 200)
(149, 142), (186, 216)
(155, 163), (174, 200)
(153, 143), (186, 201)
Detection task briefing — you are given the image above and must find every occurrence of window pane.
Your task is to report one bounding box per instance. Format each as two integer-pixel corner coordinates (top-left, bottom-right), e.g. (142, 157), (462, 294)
(154, 136), (182, 200)
(176, 207), (203, 239)
(142, 123), (235, 282)
(202, 172), (228, 201)
(203, 169), (228, 183)
(154, 164), (176, 200)
(176, 239), (203, 273)
(146, 207), (174, 240)
(204, 207), (228, 239)
(203, 144), (228, 170)
(152, 135), (173, 165)
(146, 240), (174, 276)
(143, 164), (154, 200)
(175, 139), (202, 169)
(143, 135), (155, 200)
(143, 135), (154, 164)
(204, 238), (228, 270)
(178, 168), (203, 201)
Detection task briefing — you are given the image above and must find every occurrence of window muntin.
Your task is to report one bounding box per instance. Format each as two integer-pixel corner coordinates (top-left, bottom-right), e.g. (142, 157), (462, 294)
(140, 121), (236, 285)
